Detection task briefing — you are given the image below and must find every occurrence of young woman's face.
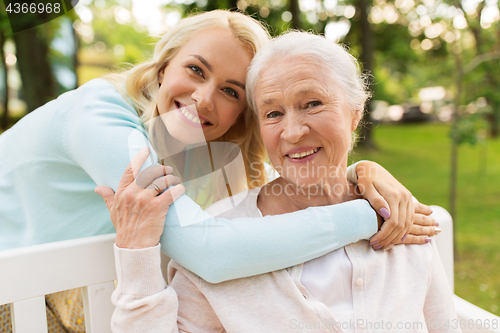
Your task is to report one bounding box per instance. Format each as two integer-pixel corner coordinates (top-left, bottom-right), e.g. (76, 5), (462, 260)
(157, 27), (253, 144)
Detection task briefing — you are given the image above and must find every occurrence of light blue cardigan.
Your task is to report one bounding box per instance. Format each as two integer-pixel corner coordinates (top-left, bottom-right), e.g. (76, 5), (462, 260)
(0, 79), (377, 283)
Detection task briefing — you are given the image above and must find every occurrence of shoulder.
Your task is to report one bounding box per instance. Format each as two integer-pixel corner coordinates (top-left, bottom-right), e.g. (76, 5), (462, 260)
(64, 78), (141, 131)
(77, 79), (136, 113)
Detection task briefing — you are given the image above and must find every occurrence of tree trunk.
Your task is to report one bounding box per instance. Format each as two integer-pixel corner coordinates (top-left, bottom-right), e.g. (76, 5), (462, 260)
(289, 0), (301, 30)
(12, 27), (56, 113)
(357, 0), (375, 149)
(450, 51), (463, 261)
(0, 28), (9, 130)
(72, 22), (79, 89)
(465, 2), (499, 138)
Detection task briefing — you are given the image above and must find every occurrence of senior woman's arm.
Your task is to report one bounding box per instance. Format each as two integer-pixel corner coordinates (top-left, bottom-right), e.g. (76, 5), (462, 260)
(111, 244), (181, 333)
(70, 80), (379, 283)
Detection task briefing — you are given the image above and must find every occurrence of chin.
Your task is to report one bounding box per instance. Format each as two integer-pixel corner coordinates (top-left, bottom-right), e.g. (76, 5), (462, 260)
(286, 177), (324, 189)
(163, 114), (206, 145)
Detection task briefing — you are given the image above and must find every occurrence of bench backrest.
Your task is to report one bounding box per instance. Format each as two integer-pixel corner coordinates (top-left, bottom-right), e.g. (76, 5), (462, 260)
(2, 206), (498, 332)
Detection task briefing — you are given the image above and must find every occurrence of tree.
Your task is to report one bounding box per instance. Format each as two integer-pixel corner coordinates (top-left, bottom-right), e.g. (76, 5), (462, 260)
(356, 0), (375, 148)
(12, 25), (57, 113)
(0, 4), (10, 130)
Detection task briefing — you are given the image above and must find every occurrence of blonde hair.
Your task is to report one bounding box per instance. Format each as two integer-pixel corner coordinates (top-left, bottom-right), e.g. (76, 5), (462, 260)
(107, 10), (271, 189)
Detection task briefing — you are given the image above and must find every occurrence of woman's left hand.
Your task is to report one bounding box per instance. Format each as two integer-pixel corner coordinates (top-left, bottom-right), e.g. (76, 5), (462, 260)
(354, 161), (420, 249)
(95, 147), (185, 249)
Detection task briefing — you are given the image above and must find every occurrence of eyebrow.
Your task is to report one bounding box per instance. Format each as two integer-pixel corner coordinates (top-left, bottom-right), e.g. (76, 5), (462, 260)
(227, 80), (245, 90)
(297, 88), (318, 95)
(192, 54), (212, 71)
(259, 98), (276, 108)
(191, 54), (245, 90)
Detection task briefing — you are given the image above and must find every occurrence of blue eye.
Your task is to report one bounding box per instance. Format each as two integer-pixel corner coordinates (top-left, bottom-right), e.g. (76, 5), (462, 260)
(189, 65), (204, 77)
(307, 101), (321, 108)
(223, 87), (239, 99)
(266, 111), (282, 118)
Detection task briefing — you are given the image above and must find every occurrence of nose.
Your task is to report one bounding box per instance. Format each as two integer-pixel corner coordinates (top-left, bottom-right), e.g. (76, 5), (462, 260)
(192, 84), (215, 112)
(280, 113), (310, 143)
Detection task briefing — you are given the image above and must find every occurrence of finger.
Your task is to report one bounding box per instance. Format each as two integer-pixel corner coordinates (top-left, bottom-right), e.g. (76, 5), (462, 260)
(146, 175), (181, 194)
(413, 214), (437, 227)
(117, 147), (150, 192)
(382, 200), (407, 246)
(359, 183), (391, 220)
(409, 225), (438, 236)
(394, 234), (432, 245)
(402, 197), (414, 242)
(136, 165), (174, 189)
(95, 186), (116, 211)
(158, 184), (186, 203)
(414, 202), (432, 216)
(370, 206), (399, 248)
(382, 244), (394, 252)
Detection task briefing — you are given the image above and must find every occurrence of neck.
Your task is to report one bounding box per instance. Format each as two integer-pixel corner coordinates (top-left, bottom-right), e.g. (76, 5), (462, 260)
(258, 172), (361, 216)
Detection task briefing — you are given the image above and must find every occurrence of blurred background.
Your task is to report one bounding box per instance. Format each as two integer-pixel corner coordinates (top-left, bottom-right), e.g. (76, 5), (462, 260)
(0, 0), (499, 315)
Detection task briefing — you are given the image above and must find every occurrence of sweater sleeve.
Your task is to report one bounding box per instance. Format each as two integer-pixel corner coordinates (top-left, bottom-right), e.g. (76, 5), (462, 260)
(111, 244), (179, 333)
(65, 80), (377, 284)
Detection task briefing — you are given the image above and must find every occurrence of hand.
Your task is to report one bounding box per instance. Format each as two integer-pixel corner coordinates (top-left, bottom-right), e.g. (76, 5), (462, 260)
(372, 202), (437, 251)
(354, 161), (414, 249)
(393, 202), (440, 245)
(95, 147), (185, 249)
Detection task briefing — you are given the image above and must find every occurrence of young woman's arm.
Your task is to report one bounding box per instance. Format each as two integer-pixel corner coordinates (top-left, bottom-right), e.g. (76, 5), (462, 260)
(75, 80), (415, 283)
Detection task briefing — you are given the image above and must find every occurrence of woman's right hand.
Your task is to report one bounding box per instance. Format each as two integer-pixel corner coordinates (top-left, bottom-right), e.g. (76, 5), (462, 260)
(95, 147), (185, 249)
(395, 202), (440, 245)
(375, 202), (439, 250)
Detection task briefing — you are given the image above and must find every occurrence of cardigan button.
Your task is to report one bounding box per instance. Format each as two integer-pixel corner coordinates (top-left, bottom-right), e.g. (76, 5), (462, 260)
(356, 278), (364, 286)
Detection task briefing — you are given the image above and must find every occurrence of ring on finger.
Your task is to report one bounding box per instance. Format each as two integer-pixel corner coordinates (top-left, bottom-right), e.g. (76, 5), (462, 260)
(152, 182), (162, 195)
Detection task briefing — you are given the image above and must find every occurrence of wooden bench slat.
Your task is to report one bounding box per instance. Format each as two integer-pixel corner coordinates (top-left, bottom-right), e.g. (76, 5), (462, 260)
(11, 296), (48, 333)
(82, 281), (115, 333)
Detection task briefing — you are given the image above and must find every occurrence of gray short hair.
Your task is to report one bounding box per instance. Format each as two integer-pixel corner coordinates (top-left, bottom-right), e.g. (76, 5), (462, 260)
(246, 31), (371, 119)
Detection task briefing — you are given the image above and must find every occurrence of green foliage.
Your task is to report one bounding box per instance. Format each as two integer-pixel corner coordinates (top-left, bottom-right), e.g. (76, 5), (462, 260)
(450, 113), (488, 146)
(351, 123), (500, 315)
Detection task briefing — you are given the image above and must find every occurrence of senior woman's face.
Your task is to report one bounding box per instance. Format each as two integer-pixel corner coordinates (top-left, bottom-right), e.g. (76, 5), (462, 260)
(255, 56), (359, 187)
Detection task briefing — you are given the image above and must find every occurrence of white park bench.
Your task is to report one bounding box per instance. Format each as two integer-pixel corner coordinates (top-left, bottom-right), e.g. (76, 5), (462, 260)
(0, 206), (499, 332)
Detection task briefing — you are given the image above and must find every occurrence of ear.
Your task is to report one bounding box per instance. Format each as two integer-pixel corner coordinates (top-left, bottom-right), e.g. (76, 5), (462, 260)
(351, 110), (362, 132)
(158, 65), (167, 84)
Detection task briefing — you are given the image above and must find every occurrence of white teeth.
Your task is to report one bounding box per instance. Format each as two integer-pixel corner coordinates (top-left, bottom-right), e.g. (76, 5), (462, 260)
(288, 148), (320, 159)
(180, 107), (206, 124)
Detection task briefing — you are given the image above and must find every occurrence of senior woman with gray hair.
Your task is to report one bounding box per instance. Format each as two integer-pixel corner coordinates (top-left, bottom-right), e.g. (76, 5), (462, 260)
(110, 31), (459, 332)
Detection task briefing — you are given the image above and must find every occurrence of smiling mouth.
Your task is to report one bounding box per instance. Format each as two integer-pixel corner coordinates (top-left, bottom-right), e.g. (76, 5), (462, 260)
(175, 102), (211, 125)
(287, 147), (321, 159)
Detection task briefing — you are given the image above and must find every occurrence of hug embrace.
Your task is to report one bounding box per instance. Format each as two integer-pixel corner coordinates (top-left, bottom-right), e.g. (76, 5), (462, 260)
(0, 9), (455, 333)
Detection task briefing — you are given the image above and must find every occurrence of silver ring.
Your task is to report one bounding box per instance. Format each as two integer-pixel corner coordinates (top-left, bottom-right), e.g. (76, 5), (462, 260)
(152, 182), (162, 195)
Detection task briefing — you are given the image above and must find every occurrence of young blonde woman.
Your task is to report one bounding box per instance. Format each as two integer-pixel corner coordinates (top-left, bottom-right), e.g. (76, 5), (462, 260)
(0, 10), (436, 331)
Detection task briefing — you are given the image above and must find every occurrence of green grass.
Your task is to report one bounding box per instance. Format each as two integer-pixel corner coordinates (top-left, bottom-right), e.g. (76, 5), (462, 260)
(350, 123), (500, 315)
